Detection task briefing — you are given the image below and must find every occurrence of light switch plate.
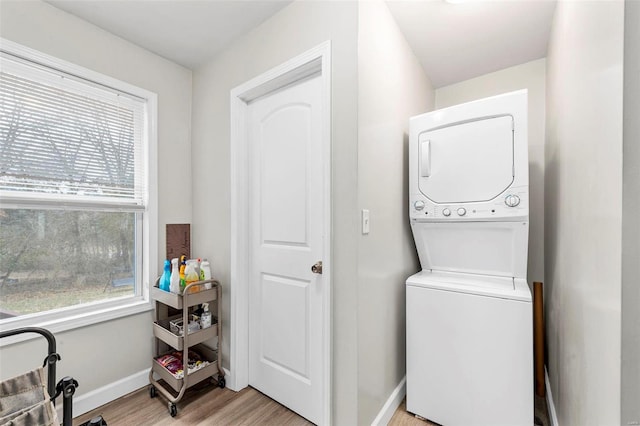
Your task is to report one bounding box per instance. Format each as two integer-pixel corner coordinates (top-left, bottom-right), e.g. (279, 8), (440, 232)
(362, 209), (370, 234)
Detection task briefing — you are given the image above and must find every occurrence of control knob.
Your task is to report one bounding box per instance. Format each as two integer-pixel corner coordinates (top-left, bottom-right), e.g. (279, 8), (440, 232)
(457, 208), (466, 216)
(414, 200), (425, 211)
(505, 194), (521, 207)
(442, 208), (451, 217)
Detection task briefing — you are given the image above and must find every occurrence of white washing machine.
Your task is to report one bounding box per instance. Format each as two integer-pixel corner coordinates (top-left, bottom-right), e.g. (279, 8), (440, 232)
(406, 90), (533, 426)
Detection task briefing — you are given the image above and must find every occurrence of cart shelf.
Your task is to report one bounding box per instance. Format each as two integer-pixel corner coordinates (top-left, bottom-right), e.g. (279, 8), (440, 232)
(153, 316), (218, 350)
(152, 344), (219, 393)
(150, 282), (217, 309)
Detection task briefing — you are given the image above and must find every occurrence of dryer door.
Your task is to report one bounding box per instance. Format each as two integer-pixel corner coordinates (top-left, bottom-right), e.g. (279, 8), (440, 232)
(418, 115), (514, 203)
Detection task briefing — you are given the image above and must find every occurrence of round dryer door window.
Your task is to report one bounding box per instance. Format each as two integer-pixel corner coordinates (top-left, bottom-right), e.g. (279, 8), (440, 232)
(418, 115), (514, 204)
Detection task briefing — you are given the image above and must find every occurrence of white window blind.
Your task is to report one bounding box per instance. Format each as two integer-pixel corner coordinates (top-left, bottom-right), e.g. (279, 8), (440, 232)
(0, 53), (147, 211)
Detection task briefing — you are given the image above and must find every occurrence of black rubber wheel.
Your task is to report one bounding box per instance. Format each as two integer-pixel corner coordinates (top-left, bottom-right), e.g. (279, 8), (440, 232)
(169, 403), (177, 417)
(149, 386), (156, 398)
(218, 376), (226, 389)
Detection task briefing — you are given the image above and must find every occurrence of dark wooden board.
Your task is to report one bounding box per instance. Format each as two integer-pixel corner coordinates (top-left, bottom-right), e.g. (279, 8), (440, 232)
(166, 224), (190, 260)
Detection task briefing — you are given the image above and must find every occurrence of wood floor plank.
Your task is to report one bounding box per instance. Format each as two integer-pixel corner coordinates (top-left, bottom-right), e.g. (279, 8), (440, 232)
(73, 384), (313, 426)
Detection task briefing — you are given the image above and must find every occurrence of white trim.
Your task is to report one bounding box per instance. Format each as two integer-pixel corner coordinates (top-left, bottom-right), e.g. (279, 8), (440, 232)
(0, 301), (153, 347)
(221, 367), (234, 390)
(320, 41), (332, 426)
(371, 376), (406, 426)
(545, 367), (559, 426)
(56, 369), (150, 420)
(230, 40), (332, 425)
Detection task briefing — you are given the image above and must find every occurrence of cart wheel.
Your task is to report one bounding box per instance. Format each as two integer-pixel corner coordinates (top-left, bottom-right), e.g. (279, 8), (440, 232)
(218, 376), (226, 389)
(149, 386), (156, 398)
(168, 403), (177, 417)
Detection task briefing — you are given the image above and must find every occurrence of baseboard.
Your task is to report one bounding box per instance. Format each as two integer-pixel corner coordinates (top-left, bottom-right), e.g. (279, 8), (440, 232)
(545, 367), (559, 426)
(57, 368), (150, 420)
(222, 367), (237, 391)
(371, 376), (406, 426)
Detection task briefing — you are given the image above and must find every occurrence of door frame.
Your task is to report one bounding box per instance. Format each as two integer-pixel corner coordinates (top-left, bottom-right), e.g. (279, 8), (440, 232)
(229, 41), (332, 425)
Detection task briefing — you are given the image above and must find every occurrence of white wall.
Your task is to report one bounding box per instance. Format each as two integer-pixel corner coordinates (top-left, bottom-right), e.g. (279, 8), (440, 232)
(356, 2), (433, 424)
(0, 0), (192, 401)
(435, 59), (546, 286)
(622, 0), (640, 423)
(189, 2), (359, 423)
(545, 1), (624, 424)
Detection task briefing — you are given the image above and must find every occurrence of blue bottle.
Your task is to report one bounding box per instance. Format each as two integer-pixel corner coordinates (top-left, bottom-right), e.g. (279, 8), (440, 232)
(159, 259), (171, 292)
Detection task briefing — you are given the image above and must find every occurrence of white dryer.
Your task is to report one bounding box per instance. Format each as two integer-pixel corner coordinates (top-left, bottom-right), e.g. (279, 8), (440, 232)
(406, 90), (533, 426)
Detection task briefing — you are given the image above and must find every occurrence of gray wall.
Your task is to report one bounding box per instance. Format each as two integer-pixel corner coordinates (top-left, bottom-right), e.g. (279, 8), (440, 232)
(545, 1), (624, 424)
(622, 0), (640, 424)
(189, 2), (360, 423)
(356, 2), (433, 424)
(435, 58), (546, 286)
(0, 0), (193, 399)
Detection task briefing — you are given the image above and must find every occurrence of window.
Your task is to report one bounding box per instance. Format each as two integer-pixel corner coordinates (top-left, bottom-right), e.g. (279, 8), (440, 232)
(0, 40), (157, 333)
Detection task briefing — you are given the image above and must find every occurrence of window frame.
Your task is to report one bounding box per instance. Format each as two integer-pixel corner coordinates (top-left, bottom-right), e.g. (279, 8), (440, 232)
(0, 38), (158, 344)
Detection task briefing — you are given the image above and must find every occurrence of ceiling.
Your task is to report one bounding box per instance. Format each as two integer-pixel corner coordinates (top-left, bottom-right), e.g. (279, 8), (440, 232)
(386, 0), (557, 87)
(45, 0), (292, 69)
(44, 0), (557, 88)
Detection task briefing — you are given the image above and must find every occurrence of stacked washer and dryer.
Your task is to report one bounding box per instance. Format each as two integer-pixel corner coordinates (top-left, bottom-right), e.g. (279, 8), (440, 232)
(406, 90), (533, 426)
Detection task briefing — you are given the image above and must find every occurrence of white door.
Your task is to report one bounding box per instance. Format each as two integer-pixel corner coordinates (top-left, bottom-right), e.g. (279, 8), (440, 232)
(247, 74), (324, 424)
(418, 115), (514, 203)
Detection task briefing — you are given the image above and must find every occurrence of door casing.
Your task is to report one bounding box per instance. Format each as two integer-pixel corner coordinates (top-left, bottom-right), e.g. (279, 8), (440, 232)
(229, 41), (332, 425)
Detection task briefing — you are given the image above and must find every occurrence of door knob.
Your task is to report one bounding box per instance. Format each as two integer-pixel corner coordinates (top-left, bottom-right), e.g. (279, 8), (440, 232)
(311, 261), (323, 274)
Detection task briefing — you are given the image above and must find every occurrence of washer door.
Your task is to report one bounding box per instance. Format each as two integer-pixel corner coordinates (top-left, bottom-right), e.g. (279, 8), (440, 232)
(418, 115), (514, 203)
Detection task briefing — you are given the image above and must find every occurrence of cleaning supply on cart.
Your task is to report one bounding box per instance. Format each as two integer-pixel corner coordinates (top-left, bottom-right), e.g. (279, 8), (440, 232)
(200, 303), (212, 329)
(201, 259), (212, 290)
(170, 258), (180, 294)
(159, 260), (171, 292)
(194, 258), (202, 279)
(155, 349), (210, 380)
(179, 255), (187, 292)
(199, 258), (205, 281)
(184, 260), (200, 293)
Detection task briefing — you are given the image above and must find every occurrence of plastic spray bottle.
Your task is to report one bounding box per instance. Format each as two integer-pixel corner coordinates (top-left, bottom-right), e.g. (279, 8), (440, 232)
(179, 255), (187, 293)
(200, 303), (212, 329)
(159, 259), (171, 292)
(169, 258), (180, 294)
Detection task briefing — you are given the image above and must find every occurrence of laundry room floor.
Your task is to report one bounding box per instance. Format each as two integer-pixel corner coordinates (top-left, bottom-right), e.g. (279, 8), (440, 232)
(75, 381), (550, 425)
(388, 395), (551, 426)
(73, 383), (313, 426)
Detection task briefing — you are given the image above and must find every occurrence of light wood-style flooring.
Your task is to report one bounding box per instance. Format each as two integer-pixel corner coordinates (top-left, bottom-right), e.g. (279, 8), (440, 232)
(74, 382), (547, 426)
(74, 383), (313, 426)
(73, 383), (434, 426)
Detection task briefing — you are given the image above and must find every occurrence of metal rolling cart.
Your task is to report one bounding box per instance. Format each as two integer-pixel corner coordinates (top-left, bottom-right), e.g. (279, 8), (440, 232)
(148, 279), (225, 417)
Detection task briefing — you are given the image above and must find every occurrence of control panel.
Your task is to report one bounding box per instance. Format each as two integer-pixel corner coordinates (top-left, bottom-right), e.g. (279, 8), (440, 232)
(410, 185), (528, 221)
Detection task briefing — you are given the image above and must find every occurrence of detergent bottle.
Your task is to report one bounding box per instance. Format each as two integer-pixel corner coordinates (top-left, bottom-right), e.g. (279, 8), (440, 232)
(201, 259), (212, 290)
(159, 259), (171, 292)
(184, 260), (200, 293)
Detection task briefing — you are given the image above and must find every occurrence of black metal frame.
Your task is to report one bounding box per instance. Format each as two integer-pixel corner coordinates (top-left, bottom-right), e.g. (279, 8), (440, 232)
(0, 327), (79, 426)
